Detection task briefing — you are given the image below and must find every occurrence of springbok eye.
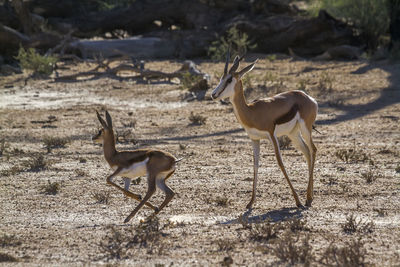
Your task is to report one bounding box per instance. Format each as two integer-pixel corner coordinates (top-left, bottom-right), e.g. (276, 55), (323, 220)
(227, 76), (232, 83)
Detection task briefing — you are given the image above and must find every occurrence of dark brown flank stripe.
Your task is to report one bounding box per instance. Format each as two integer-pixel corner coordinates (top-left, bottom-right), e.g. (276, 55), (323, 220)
(274, 104), (299, 125)
(120, 150), (171, 168)
(126, 154), (149, 166)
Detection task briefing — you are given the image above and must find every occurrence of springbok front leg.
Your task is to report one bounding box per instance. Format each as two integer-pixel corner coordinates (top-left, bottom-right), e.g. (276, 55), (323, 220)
(247, 139), (260, 209)
(106, 167), (158, 211)
(269, 133), (302, 208)
(124, 173), (157, 223)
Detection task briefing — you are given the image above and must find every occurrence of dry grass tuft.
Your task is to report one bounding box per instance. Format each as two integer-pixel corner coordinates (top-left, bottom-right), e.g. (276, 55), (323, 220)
(318, 72), (334, 92)
(342, 214), (374, 234)
(100, 216), (165, 260)
(40, 180), (60, 195)
(335, 148), (370, 163)
(278, 136), (291, 150)
(1, 165), (24, 177)
(75, 169), (87, 177)
(246, 220), (281, 243)
(361, 169), (379, 184)
(99, 226), (133, 260)
(23, 153), (48, 172)
(321, 239), (367, 267)
(189, 112), (206, 125)
(395, 164), (400, 173)
(214, 196), (230, 207)
(0, 234), (22, 248)
(0, 139), (8, 157)
(92, 191), (111, 204)
(285, 218), (310, 233)
(272, 232), (314, 266)
(122, 119), (137, 128)
(216, 239), (236, 252)
(0, 253), (18, 262)
(43, 136), (69, 153)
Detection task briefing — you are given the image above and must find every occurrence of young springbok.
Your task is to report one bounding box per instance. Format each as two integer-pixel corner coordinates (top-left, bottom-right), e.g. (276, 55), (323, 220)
(211, 52), (318, 209)
(92, 110), (178, 223)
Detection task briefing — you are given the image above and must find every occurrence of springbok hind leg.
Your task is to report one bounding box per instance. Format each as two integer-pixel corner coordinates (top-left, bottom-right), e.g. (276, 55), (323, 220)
(288, 129), (313, 207)
(106, 168), (157, 211)
(124, 174), (157, 223)
(300, 122), (317, 207)
(270, 133), (302, 208)
(155, 170), (176, 214)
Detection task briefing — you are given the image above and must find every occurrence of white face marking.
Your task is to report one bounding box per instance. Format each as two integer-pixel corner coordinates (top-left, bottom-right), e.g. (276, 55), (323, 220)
(212, 75), (236, 100)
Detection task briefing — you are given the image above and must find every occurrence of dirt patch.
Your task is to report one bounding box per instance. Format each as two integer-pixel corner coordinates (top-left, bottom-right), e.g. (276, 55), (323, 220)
(0, 57), (399, 266)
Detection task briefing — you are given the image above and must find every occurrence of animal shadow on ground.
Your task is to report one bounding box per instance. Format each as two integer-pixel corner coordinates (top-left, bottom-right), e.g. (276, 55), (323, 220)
(220, 207), (305, 225)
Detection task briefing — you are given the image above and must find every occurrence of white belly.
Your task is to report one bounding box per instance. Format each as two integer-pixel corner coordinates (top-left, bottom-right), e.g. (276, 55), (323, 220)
(246, 127), (270, 140)
(274, 112), (299, 137)
(118, 158), (149, 178)
(244, 112), (300, 139)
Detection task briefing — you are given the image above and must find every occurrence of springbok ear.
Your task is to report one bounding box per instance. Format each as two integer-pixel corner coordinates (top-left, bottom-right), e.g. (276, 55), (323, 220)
(237, 59), (257, 79)
(96, 111), (108, 129)
(105, 111), (113, 129)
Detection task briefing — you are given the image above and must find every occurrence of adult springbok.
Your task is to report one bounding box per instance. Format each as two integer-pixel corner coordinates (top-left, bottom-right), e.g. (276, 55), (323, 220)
(92, 110), (179, 223)
(211, 52), (318, 209)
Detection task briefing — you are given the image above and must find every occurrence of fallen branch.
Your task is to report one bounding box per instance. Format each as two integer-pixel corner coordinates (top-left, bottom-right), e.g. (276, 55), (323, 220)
(55, 59), (210, 91)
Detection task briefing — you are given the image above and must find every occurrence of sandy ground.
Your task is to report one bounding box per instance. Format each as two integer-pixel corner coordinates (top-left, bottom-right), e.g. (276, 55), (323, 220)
(0, 56), (399, 266)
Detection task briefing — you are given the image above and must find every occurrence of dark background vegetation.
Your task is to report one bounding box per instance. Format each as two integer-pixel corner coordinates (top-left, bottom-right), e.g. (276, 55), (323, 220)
(1, 0), (400, 73)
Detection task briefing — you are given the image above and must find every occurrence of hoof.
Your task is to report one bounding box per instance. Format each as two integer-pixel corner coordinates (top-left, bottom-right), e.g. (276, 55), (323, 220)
(246, 203), (253, 210)
(154, 207), (160, 214)
(305, 200), (312, 207)
(296, 202), (304, 208)
(123, 217), (131, 223)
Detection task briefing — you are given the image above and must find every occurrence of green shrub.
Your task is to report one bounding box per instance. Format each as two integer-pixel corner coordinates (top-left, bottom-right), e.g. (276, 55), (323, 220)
(208, 26), (257, 61)
(317, 0), (390, 51)
(15, 47), (57, 76)
(95, 0), (136, 11)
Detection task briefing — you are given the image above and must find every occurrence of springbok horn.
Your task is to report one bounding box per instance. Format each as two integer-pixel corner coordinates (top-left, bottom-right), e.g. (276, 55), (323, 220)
(229, 54), (245, 74)
(224, 49), (230, 75)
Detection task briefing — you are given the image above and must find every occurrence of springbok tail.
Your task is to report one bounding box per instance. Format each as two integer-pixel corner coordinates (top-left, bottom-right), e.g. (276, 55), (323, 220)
(312, 125), (322, 134)
(174, 158), (184, 163)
